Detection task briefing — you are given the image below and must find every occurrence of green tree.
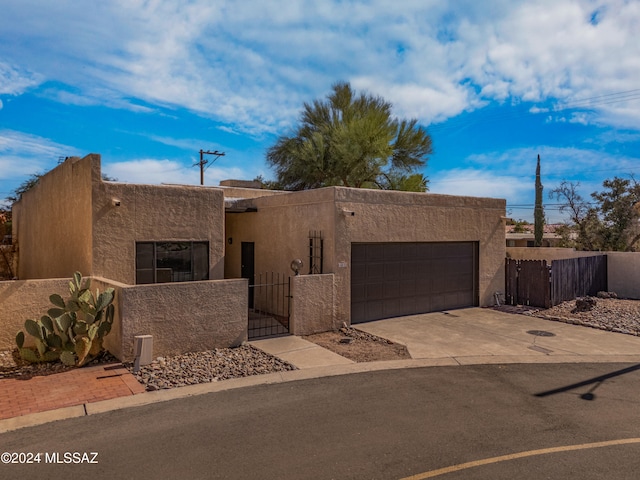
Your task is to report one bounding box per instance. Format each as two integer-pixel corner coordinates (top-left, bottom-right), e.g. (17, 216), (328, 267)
(550, 180), (603, 251)
(550, 177), (640, 252)
(534, 154), (544, 247)
(5, 173), (42, 203)
(266, 82), (432, 191)
(591, 176), (640, 251)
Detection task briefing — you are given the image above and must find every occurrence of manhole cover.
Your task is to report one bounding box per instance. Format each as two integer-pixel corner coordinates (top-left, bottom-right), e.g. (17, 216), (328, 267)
(527, 330), (556, 337)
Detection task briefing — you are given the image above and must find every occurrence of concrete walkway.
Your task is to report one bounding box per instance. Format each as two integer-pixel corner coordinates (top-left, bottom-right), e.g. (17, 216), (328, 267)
(2, 307), (640, 433)
(250, 335), (355, 368)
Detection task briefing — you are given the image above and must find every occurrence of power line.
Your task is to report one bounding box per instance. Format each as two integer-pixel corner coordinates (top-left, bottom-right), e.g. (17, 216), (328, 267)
(193, 149), (225, 186)
(426, 88), (640, 136)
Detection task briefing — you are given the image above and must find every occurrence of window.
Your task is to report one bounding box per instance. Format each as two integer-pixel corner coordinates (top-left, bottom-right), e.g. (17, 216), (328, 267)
(136, 242), (209, 284)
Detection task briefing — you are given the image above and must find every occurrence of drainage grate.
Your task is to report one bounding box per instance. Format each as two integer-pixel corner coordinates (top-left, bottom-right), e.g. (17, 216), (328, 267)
(528, 345), (553, 355)
(527, 330), (555, 337)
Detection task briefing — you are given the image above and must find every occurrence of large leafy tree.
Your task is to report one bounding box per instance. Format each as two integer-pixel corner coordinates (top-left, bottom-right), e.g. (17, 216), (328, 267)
(266, 82), (432, 191)
(550, 176), (640, 251)
(592, 177), (640, 251)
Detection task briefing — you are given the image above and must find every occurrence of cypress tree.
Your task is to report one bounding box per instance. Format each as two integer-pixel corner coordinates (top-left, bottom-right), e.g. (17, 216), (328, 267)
(534, 154), (545, 247)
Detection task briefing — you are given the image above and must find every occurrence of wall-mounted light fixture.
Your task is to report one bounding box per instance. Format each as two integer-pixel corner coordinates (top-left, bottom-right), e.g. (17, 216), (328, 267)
(290, 258), (303, 275)
(341, 209), (355, 216)
(228, 237), (233, 245)
(112, 198), (121, 207)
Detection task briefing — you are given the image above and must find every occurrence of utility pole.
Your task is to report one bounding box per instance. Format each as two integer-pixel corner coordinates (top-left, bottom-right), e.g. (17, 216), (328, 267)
(195, 149), (225, 185)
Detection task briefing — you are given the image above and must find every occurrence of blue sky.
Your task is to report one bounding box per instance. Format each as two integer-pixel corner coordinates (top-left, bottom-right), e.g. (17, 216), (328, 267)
(1, 0), (639, 223)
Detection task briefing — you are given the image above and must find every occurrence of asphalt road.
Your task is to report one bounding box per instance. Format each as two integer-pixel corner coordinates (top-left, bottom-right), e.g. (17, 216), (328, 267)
(2, 363), (640, 479)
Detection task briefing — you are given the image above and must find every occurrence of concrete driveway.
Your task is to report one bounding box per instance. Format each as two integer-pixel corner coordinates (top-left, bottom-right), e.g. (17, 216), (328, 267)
(355, 307), (640, 365)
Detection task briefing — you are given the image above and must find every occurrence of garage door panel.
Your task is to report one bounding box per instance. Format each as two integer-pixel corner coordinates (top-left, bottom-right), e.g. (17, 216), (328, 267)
(383, 281), (400, 299)
(366, 263), (385, 280)
(365, 244), (385, 262)
(401, 261), (420, 276)
(413, 295), (432, 312)
(351, 262), (367, 282)
(383, 262), (401, 280)
(351, 242), (478, 323)
(366, 282), (384, 298)
(399, 280), (416, 297)
(383, 299), (402, 318)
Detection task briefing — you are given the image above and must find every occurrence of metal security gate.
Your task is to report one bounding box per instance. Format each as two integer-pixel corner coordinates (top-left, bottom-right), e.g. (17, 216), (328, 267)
(351, 242), (479, 324)
(248, 272), (291, 339)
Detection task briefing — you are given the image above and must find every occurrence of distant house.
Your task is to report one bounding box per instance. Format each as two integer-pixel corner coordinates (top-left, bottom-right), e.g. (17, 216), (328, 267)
(3, 154), (506, 360)
(505, 223), (564, 247)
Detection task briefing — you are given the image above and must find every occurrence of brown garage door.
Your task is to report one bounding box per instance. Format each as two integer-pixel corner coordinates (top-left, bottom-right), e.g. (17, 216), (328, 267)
(351, 242), (478, 324)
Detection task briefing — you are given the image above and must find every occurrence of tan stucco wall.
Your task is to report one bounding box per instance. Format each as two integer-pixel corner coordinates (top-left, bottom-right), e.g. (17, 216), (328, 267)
(607, 252), (640, 300)
(290, 274), (337, 334)
(225, 188), (337, 279)
(1, 276), (248, 359)
(506, 247), (603, 261)
(13, 156), (95, 279)
(506, 248), (640, 300)
(227, 187), (505, 326)
(92, 181), (225, 285)
(333, 188), (505, 322)
(12, 153), (225, 285)
(218, 185), (288, 200)
(94, 277), (248, 361)
(0, 278), (70, 350)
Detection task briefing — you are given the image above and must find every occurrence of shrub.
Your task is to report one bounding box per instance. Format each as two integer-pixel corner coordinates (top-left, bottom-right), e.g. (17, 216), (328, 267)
(15, 272), (115, 367)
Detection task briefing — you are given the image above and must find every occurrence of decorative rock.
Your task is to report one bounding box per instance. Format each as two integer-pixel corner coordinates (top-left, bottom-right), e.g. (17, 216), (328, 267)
(574, 297), (597, 312)
(597, 291), (618, 299)
(125, 345), (297, 392)
(535, 298), (639, 336)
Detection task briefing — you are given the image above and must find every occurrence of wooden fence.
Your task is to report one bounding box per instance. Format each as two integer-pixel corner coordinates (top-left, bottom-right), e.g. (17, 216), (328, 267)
(505, 255), (607, 308)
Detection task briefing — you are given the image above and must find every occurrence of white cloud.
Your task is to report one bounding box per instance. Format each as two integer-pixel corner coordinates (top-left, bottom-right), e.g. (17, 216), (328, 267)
(0, 130), (77, 180)
(103, 159), (245, 187)
(0, 0), (639, 133)
(430, 168), (530, 201)
(0, 61), (42, 96)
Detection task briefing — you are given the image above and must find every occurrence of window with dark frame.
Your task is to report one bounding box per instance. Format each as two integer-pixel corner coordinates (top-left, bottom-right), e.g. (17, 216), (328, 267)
(135, 241), (209, 284)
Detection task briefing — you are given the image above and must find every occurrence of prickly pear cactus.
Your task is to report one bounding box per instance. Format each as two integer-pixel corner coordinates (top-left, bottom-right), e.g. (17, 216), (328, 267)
(16, 271), (115, 367)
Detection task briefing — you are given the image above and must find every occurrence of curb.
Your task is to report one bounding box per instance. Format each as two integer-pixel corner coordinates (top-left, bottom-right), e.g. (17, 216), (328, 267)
(3, 353), (640, 434)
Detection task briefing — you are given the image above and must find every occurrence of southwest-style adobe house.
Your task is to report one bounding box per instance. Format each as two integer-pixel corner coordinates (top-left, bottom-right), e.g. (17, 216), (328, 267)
(1, 154), (506, 360)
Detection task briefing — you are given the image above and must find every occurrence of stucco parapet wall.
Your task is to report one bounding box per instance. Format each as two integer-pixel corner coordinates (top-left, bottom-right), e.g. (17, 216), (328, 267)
(217, 185), (289, 200)
(238, 186), (506, 210)
(246, 187), (337, 208)
(334, 186), (505, 209)
(92, 277), (249, 362)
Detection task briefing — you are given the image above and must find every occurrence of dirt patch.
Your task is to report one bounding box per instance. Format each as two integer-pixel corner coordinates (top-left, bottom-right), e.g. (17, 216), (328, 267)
(303, 327), (411, 362)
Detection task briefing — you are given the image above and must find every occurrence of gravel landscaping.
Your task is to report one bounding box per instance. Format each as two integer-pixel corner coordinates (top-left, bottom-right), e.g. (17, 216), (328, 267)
(125, 344), (296, 391)
(533, 298), (640, 336)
